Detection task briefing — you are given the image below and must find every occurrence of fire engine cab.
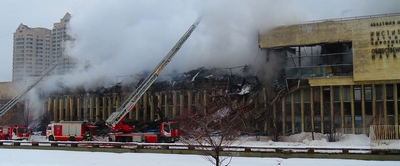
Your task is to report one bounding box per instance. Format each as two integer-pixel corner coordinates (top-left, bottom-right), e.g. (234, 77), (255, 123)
(0, 126), (30, 140)
(47, 121), (96, 141)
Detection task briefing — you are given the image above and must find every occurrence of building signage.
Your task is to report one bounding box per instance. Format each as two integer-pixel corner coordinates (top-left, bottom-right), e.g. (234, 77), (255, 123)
(370, 20), (400, 60)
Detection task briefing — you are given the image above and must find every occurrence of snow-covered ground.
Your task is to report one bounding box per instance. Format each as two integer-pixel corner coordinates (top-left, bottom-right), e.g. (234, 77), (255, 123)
(6, 132), (397, 166)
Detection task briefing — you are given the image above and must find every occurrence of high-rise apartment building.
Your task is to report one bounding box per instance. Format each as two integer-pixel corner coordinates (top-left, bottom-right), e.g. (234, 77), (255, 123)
(12, 13), (75, 82)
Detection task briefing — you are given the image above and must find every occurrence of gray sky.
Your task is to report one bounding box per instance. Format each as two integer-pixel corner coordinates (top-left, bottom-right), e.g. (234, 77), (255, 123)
(0, 0), (400, 84)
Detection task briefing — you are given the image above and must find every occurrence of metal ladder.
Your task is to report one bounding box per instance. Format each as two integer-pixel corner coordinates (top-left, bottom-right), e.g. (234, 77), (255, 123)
(0, 55), (66, 117)
(106, 17), (201, 126)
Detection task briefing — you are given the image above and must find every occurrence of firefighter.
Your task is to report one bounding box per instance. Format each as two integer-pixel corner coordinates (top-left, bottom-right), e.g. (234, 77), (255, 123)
(85, 132), (92, 141)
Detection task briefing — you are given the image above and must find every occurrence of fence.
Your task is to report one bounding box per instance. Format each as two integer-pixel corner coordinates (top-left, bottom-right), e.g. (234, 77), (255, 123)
(369, 125), (400, 150)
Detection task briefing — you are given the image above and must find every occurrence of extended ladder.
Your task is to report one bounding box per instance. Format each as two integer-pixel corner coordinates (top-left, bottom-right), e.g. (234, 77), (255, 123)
(0, 56), (66, 117)
(106, 17), (201, 126)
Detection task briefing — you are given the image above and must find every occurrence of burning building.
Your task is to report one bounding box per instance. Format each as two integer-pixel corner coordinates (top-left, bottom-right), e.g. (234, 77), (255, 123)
(258, 13), (400, 135)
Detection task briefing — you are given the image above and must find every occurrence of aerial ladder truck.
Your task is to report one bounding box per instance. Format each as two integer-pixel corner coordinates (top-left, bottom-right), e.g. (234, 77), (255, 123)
(106, 17), (201, 143)
(0, 54), (67, 140)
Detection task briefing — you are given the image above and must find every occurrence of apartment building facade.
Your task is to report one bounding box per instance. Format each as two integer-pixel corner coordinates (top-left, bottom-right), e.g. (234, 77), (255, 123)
(12, 13), (74, 81)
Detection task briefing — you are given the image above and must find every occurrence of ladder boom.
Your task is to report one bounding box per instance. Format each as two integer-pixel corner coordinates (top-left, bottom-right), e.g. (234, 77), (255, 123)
(106, 17), (201, 126)
(0, 56), (66, 118)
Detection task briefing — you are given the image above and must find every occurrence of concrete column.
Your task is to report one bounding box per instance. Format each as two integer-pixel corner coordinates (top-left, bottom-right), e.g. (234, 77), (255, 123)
(70, 96), (74, 121)
(135, 97), (141, 121)
(301, 89), (304, 132)
(158, 93), (162, 120)
(361, 85), (366, 134)
(204, 90), (207, 114)
(89, 95), (94, 122)
(291, 93), (295, 134)
(320, 86), (324, 134)
(143, 92), (148, 121)
(77, 97), (81, 120)
(330, 85), (334, 133)
(65, 97), (70, 121)
(108, 97), (112, 118)
(372, 84), (376, 125)
(53, 97), (58, 122)
(150, 95), (155, 121)
(96, 96), (100, 122)
(59, 97), (64, 121)
(310, 87), (315, 133)
(180, 91), (184, 116)
(340, 86), (345, 129)
(383, 84), (387, 125)
(350, 85), (355, 134)
(173, 91), (177, 117)
(188, 91), (192, 114)
(47, 97), (52, 115)
(115, 94), (120, 110)
(394, 83), (398, 139)
(164, 92), (169, 118)
(102, 97), (107, 121)
(282, 97), (286, 134)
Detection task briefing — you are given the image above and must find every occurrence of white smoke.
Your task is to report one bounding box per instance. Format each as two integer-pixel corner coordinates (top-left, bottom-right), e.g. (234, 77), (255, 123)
(23, 0), (400, 121)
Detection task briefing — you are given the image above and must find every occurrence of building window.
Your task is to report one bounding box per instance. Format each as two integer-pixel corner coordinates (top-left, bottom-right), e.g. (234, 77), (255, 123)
(364, 85), (372, 101)
(354, 86), (361, 101)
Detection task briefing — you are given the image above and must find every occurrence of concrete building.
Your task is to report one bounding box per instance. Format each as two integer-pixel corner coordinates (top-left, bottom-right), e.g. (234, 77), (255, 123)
(12, 13), (74, 81)
(258, 13), (400, 135)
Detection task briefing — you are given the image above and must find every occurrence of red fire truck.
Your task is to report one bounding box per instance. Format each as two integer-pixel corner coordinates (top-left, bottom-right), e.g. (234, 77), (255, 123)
(108, 117), (180, 143)
(0, 126), (30, 140)
(47, 121), (96, 141)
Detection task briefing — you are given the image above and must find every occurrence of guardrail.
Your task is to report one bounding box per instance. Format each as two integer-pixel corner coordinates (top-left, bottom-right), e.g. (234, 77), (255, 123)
(0, 140), (379, 154)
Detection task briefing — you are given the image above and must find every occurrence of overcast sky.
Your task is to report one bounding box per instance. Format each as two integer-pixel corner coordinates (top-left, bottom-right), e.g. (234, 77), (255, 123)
(1, 0), (400, 83)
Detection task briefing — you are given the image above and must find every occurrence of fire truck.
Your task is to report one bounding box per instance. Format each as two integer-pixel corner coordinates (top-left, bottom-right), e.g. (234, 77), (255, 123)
(0, 125), (30, 140)
(46, 121), (96, 141)
(104, 17), (201, 143)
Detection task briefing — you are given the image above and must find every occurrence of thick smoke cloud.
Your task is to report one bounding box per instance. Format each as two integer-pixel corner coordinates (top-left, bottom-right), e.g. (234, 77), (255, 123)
(27, 0), (400, 120)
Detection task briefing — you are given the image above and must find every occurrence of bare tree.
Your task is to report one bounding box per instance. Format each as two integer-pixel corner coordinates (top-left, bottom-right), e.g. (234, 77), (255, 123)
(178, 95), (255, 166)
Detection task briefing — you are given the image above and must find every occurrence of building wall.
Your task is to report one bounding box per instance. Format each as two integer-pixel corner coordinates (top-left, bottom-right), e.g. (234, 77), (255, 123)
(12, 13), (74, 82)
(259, 15), (400, 82)
(13, 25), (52, 81)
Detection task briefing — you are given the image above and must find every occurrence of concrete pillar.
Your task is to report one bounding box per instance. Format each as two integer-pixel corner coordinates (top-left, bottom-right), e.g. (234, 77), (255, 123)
(135, 97), (141, 121)
(53, 97), (58, 122)
(330, 86), (334, 133)
(143, 92), (148, 121)
(102, 97), (107, 121)
(320, 86), (324, 134)
(203, 90), (207, 114)
(188, 91), (192, 114)
(96, 96), (100, 122)
(65, 97), (70, 121)
(89, 95), (94, 122)
(47, 97), (52, 115)
(108, 97), (112, 118)
(350, 85), (355, 134)
(173, 91), (177, 117)
(115, 94), (120, 110)
(383, 84), (387, 125)
(158, 93), (162, 120)
(394, 83), (398, 139)
(164, 92), (169, 118)
(150, 95), (155, 121)
(70, 96), (74, 121)
(372, 84), (376, 125)
(59, 97), (64, 121)
(361, 84), (366, 134)
(310, 87), (315, 133)
(340, 86), (345, 129)
(180, 91), (184, 116)
(291, 93), (295, 134)
(282, 97), (286, 134)
(301, 89), (304, 132)
(77, 97), (82, 120)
